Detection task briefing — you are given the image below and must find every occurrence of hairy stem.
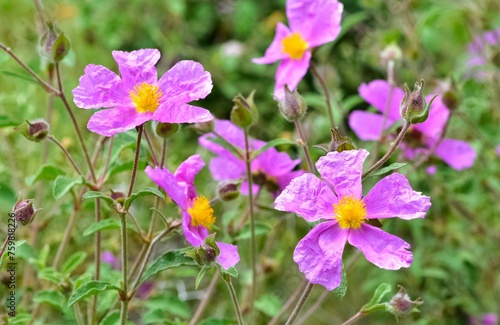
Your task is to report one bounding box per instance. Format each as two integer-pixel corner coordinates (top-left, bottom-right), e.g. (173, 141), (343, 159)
(294, 120), (314, 172)
(310, 62), (335, 129)
(284, 282), (314, 325)
(269, 280), (308, 325)
(91, 198), (102, 325)
(128, 125), (144, 197)
(143, 126), (159, 166)
(189, 272), (220, 325)
(341, 311), (365, 325)
(119, 213), (129, 325)
(47, 135), (83, 177)
(223, 274), (245, 325)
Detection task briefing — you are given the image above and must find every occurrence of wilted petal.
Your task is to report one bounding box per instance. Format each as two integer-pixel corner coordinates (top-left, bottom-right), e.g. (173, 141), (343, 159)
(274, 51), (311, 100)
(252, 22), (291, 65)
(316, 149), (369, 199)
(348, 224), (413, 270)
(293, 222), (347, 291)
(154, 103), (213, 124)
(435, 138), (476, 170)
(87, 106), (151, 137)
(217, 242), (240, 269)
(274, 173), (337, 222)
(349, 110), (396, 141)
(112, 49), (160, 89)
(363, 173), (431, 220)
(359, 80), (404, 122)
(158, 60), (213, 104)
(145, 166), (187, 209)
(287, 0), (343, 47)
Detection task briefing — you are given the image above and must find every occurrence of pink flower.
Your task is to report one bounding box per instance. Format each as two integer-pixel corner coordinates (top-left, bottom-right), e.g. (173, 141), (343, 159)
(274, 149), (431, 290)
(348, 80), (476, 170)
(145, 155), (239, 270)
(73, 49), (213, 136)
(466, 29), (500, 81)
(198, 119), (304, 196)
(252, 0), (343, 99)
(470, 313), (499, 325)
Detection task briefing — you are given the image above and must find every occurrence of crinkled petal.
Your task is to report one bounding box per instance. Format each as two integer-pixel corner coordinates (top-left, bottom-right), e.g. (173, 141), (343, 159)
(274, 173), (337, 222)
(254, 147), (301, 177)
(359, 80), (404, 122)
(275, 169), (305, 193)
(158, 60), (213, 104)
(182, 211), (208, 247)
(287, 0), (343, 47)
(72, 64), (125, 109)
(252, 22), (291, 65)
(413, 95), (450, 138)
(274, 51), (311, 100)
(199, 119), (245, 157)
(217, 242), (240, 269)
(174, 154), (205, 200)
(349, 110), (396, 141)
(316, 149), (369, 199)
(208, 157), (245, 181)
(112, 49), (160, 89)
(363, 173), (431, 220)
(87, 106), (152, 137)
(293, 222), (347, 291)
(435, 138), (476, 170)
(348, 224), (413, 270)
(145, 166), (187, 209)
(154, 103), (213, 124)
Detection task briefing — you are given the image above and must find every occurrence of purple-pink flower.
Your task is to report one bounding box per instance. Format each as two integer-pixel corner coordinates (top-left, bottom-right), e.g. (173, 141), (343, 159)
(199, 119), (303, 196)
(466, 29), (500, 81)
(145, 155), (239, 270)
(348, 80), (476, 170)
(252, 0), (343, 99)
(274, 149), (431, 290)
(73, 49), (213, 136)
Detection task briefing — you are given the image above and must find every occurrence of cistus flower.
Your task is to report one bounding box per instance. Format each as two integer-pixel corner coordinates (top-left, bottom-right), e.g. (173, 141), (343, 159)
(274, 149), (431, 290)
(469, 313), (499, 325)
(252, 0), (343, 99)
(145, 155), (239, 270)
(73, 49), (213, 136)
(466, 29), (500, 81)
(348, 80), (476, 170)
(199, 119), (304, 196)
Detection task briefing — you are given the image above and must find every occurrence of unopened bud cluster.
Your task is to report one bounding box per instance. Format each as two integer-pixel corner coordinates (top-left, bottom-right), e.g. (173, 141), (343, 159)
(230, 90), (258, 128)
(278, 85), (307, 121)
(400, 79), (436, 124)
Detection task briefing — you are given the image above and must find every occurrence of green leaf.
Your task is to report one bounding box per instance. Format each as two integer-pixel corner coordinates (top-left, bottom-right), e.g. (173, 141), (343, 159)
(367, 163), (408, 178)
(220, 266), (238, 279)
(61, 251), (87, 275)
(255, 293), (282, 317)
(124, 187), (165, 210)
(38, 267), (63, 284)
(53, 175), (83, 199)
(361, 283), (392, 313)
(9, 313), (33, 324)
(250, 138), (296, 160)
(1, 70), (39, 84)
(333, 265), (348, 299)
(234, 222), (272, 241)
(26, 165), (66, 185)
(141, 249), (197, 284)
(100, 310), (120, 325)
(83, 218), (136, 236)
(33, 290), (66, 310)
(195, 266), (210, 289)
(0, 114), (22, 128)
(68, 280), (120, 307)
(205, 136), (244, 159)
(82, 191), (115, 205)
(200, 319), (238, 325)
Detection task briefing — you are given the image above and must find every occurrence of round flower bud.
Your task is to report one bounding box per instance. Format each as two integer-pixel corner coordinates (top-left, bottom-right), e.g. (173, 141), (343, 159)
(400, 80), (435, 124)
(217, 180), (241, 201)
(386, 286), (423, 318)
(15, 119), (50, 142)
(191, 120), (215, 134)
(12, 197), (41, 226)
(380, 43), (402, 66)
(441, 90), (458, 111)
(155, 122), (179, 138)
(230, 91), (258, 128)
(278, 85), (307, 121)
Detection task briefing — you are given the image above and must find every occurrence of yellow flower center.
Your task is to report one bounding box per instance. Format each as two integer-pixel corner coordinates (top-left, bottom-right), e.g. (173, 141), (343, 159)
(130, 82), (163, 113)
(333, 196), (367, 229)
(282, 32), (309, 60)
(188, 196), (216, 230)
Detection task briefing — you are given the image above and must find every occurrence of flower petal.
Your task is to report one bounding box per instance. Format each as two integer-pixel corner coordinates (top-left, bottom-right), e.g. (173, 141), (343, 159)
(112, 49), (160, 89)
(316, 149), (369, 199)
(349, 110), (396, 141)
(253, 147), (301, 177)
(199, 119), (246, 157)
(359, 80), (404, 122)
(217, 242), (240, 269)
(287, 0), (343, 47)
(87, 106), (151, 137)
(413, 95), (450, 138)
(145, 166), (187, 209)
(274, 173), (337, 222)
(174, 154), (205, 200)
(208, 157), (245, 181)
(154, 103), (213, 124)
(72, 64), (125, 109)
(363, 173), (431, 220)
(274, 51), (312, 100)
(293, 222), (347, 291)
(348, 224), (413, 270)
(158, 60), (213, 104)
(275, 169), (305, 193)
(182, 211), (208, 247)
(252, 22), (291, 65)
(435, 138), (476, 170)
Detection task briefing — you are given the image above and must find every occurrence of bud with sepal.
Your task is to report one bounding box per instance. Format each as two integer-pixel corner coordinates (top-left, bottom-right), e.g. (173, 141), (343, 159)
(278, 85), (307, 121)
(400, 79), (437, 124)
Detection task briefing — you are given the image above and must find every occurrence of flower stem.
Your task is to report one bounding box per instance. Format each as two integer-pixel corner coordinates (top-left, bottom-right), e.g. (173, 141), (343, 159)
(310, 62), (335, 129)
(284, 282), (314, 325)
(52, 207), (77, 268)
(91, 198), (102, 325)
(222, 273), (245, 325)
(341, 311), (365, 325)
(243, 127), (257, 316)
(119, 213), (129, 325)
(128, 125), (144, 197)
(189, 272), (220, 325)
(269, 279), (308, 325)
(362, 120), (411, 180)
(293, 120), (314, 172)
(143, 126), (159, 166)
(47, 135), (83, 177)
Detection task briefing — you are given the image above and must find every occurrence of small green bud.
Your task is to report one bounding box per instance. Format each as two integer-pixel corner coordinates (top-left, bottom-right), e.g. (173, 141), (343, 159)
(185, 233), (220, 267)
(15, 119), (50, 142)
(155, 122), (179, 138)
(385, 286), (423, 319)
(230, 90), (258, 128)
(441, 90), (458, 111)
(52, 32), (71, 62)
(190, 120), (215, 134)
(314, 128), (356, 154)
(39, 22), (59, 63)
(278, 85), (307, 121)
(217, 180), (241, 201)
(400, 80), (436, 124)
(380, 43), (402, 66)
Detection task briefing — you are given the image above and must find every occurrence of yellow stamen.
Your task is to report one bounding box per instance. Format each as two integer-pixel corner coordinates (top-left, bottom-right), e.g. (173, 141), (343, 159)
(188, 196), (216, 229)
(130, 82), (162, 113)
(282, 32), (309, 60)
(333, 195), (367, 229)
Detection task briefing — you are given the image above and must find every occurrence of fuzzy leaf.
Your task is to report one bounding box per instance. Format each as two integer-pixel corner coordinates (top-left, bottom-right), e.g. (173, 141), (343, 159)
(140, 249), (197, 284)
(68, 280), (120, 307)
(124, 187), (165, 210)
(61, 251), (87, 275)
(53, 175), (83, 199)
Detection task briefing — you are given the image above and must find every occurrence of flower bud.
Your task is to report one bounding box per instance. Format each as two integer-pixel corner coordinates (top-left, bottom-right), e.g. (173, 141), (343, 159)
(15, 119), (50, 142)
(217, 180), (241, 201)
(154, 122), (179, 138)
(278, 85), (307, 121)
(230, 90), (258, 128)
(441, 90), (458, 111)
(39, 23), (70, 63)
(386, 286), (423, 319)
(314, 128), (356, 154)
(380, 43), (402, 66)
(190, 120), (215, 134)
(110, 190), (126, 204)
(400, 80), (435, 124)
(185, 233), (220, 267)
(12, 196), (42, 226)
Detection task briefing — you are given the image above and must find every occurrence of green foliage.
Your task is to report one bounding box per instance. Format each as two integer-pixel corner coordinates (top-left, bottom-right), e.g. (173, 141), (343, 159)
(68, 281), (120, 307)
